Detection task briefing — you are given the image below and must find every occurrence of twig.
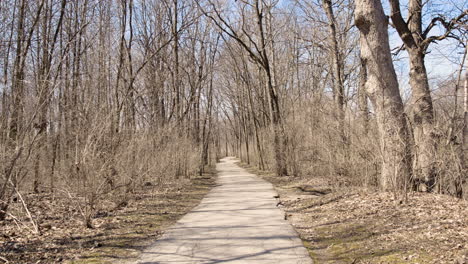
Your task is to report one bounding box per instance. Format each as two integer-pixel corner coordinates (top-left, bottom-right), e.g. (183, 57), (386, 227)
(12, 188), (39, 234)
(6, 212), (23, 231)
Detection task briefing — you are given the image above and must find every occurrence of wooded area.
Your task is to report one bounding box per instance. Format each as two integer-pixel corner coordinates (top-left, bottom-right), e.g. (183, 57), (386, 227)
(0, 0), (467, 262)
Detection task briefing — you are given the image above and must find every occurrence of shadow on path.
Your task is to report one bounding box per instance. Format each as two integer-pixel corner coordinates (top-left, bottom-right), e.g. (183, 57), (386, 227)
(136, 157), (312, 264)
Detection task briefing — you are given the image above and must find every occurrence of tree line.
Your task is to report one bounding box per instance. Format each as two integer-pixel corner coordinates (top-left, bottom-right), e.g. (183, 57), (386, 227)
(202, 0), (467, 197)
(0, 0), (221, 227)
(0, 0), (467, 229)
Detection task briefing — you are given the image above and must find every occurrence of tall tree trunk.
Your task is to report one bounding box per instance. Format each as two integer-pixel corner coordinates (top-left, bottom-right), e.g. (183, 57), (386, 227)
(247, 81), (266, 170)
(462, 48), (468, 198)
(358, 56), (369, 134)
(323, 0), (345, 140)
(200, 62), (215, 174)
(408, 49), (435, 191)
(266, 69), (288, 176)
(355, 0), (412, 191)
(10, 0), (26, 140)
(125, 0), (135, 130)
(389, 0), (436, 191)
(255, 0), (288, 176)
(172, 0), (180, 123)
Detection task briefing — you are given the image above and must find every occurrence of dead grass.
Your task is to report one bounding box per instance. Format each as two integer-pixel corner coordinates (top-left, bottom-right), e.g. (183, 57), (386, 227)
(0, 168), (217, 264)
(239, 162), (468, 264)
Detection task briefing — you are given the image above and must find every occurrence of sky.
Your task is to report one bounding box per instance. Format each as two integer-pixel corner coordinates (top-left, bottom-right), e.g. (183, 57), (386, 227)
(386, 0), (466, 95)
(282, 0), (467, 92)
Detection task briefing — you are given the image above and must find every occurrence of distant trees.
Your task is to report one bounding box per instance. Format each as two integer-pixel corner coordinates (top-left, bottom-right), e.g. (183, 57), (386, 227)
(203, 0), (466, 196)
(0, 0), (466, 229)
(1, 0), (46, 221)
(0, 0), (221, 226)
(201, 0), (290, 176)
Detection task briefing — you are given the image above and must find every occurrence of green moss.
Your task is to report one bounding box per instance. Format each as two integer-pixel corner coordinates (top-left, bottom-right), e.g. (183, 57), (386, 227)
(70, 257), (113, 264)
(373, 251), (435, 264)
(303, 240), (320, 263)
(302, 223), (436, 264)
(238, 161), (438, 264)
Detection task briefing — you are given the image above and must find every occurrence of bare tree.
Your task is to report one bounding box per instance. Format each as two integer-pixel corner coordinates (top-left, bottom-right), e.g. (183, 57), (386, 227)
(389, 0), (467, 191)
(355, 0), (412, 191)
(463, 45), (468, 197)
(200, 0), (289, 176)
(322, 0), (345, 139)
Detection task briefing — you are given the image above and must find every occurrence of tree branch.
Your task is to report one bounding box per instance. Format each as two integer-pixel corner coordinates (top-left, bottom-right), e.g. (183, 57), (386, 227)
(421, 10), (468, 49)
(197, 1), (265, 68)
(388, 0), (417, 50)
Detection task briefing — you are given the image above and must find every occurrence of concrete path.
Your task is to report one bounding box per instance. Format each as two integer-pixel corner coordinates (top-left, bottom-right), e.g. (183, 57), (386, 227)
(137, 157), (313, 264)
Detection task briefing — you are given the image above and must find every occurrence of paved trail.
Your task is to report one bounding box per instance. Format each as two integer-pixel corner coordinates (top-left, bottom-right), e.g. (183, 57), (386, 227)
(137, 157), (312, 264)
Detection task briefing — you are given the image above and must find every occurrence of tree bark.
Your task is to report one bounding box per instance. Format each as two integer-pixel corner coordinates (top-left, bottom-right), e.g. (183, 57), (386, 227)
(172, 0), (180, 123)
(10, 0), (27, 140)
(462, 48), (468, 198)
(355, 0), (412, 191)
(323, 0), (345, 139)
(389, 0), (436, 191)
(255, 1), (288, 176)
(408, 50), (435, 191)
(358, 56), (369, 134)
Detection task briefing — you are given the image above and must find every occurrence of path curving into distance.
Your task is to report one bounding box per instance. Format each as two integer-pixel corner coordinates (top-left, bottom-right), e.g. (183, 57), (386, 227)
(137, 157), (313, 264)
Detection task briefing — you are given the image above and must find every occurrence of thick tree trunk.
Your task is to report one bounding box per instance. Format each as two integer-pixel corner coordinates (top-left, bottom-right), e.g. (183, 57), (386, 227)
(408, 50), (436, 191)
(389, 0), (436, 191)
(355, 0), (412, 191)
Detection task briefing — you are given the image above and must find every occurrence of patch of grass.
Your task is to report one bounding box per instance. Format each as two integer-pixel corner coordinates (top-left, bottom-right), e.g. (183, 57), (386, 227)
(66, 167), (217, 264)
(374, 252), (434, 264)
(301, 220), (436, 264)
(237, 161), (442, 264)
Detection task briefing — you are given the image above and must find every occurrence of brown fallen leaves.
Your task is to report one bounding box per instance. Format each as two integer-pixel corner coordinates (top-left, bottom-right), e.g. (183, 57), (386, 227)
(247, 164), (468, 264)
(0, 171), (216, 264)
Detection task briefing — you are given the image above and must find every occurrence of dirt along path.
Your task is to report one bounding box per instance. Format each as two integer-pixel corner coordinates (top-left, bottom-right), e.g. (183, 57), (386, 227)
(137, 157), (312, 264)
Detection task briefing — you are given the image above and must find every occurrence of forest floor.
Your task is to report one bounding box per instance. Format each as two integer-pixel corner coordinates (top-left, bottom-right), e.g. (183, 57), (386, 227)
(0, 168), (217, 264)
(240, 163), (468, 264)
